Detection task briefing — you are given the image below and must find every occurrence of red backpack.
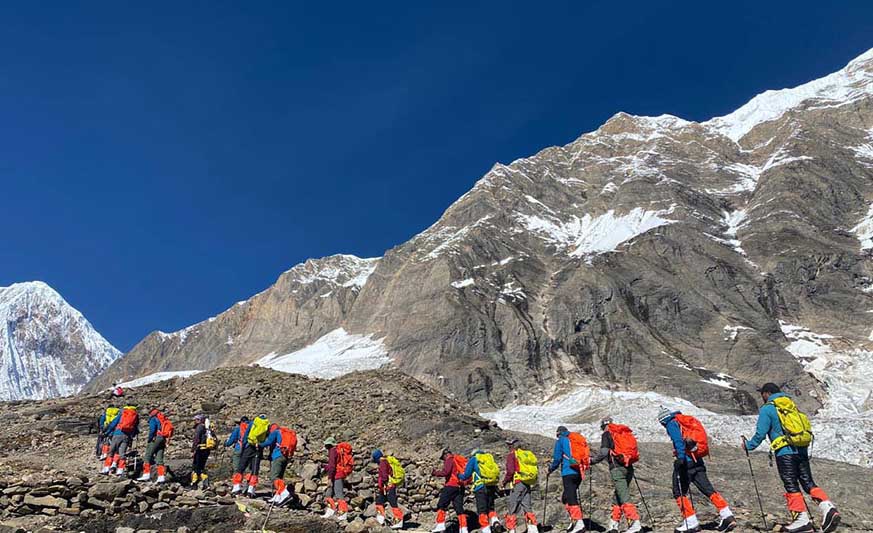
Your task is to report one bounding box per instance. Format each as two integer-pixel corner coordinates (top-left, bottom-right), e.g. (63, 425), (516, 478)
(156, 413), (175, 441)
(607, 424), (640, 466)
(335, 442), (354, 479)
(118, 407), (139, 434)
(567, 432), (590, 472)
(451, 454), (469, 485)
(674, 414), (710, 459)
(278, 427), (297, 457)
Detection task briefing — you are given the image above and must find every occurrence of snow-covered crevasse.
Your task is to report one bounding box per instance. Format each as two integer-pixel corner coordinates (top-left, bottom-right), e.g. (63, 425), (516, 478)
(255, 328), (390, 379)
(0, 282), (120, 400)
(117, 370), (202, 389)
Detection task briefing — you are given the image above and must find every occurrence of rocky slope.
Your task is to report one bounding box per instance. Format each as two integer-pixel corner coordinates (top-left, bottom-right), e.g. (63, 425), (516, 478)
(93, 49), (873, 422)
(0, 281), (120, 401)
(3, 368), (872, 532)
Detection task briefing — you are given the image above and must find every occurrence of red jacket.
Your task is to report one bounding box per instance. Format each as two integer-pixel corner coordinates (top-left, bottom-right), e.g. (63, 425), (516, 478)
(325, 447), (338, 480)
(503, 450), (519, 485)
(432, 454), (461, 487)
(377, 458), (391, 491)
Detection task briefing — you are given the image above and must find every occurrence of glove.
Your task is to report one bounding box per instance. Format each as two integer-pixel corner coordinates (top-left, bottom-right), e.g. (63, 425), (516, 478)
(673, 458), (686, 469)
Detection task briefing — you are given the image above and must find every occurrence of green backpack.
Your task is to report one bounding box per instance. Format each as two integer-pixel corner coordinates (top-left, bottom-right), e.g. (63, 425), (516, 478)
(474, 453), (500, 486)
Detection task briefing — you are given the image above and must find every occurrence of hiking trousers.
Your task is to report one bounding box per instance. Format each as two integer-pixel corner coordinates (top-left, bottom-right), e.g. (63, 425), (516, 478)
(144, 437), (166, 466)
(561, 473), (582, 506)
(610, 464), (634, 505)
(436, 485), (465, 514)
(270, 456), (288, 483)
(376, 485), (399, 508)
(507, 482), (533, 514)
(108, 434), (131, 460)
(237, 445), (262, 476)
(776, 453), (818, 494)
(192, 449), (210, 475)
(672, 460), (716, 498)
(324, 478), (346, 500)
(474, 485), (497, 514)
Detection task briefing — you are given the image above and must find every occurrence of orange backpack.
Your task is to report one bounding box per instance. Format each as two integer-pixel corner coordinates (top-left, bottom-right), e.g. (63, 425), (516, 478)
(674, 414), (709, 459)
(118, 407), (139, 433)
(451, 454), (468, 485)
(567, 432), (590, 472)
(607, 424), (639, 466)
(335, 442), (354, 478)
(278, 427), (297, 457)
(156, 413), (174, 441)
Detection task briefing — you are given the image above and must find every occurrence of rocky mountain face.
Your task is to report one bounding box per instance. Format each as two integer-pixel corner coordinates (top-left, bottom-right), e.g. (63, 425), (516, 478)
(0, 282), (120, 400)
(93, 49), (873, 418)
(3, 367), (873, 532)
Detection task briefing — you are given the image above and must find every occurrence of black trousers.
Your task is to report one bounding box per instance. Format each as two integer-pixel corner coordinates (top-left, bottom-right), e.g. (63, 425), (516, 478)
(437, 485), (465, 514)
(474, 485), (497, 514)
(192, 449), (210, 475)
(672, 460), (716, 498)
(562, 473), (582, 506)
(776, 453), (818, 494)
(237, 445), (261, 476)
(376, 486), (399, 507)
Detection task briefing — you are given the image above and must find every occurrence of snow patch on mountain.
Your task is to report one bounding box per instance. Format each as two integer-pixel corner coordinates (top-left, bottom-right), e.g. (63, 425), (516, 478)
(518, 206), (676, 260)
(255, 328), (390, 379)
(0, 281), (120, 400)
(117, 370), (202, 389)
(851, 204), (873, 250)
(286, 255), (380, 289)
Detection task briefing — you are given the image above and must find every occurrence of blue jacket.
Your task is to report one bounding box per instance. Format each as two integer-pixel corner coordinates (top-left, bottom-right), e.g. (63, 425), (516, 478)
(457, 453), (486, 492)
(146, 416), (161, 442)
(105, 409), (139, 438)
(225, 425), (243, 451)
(260, 429), (288, 461)
(660, 412), (694, 463)
(745, 392), (801, 457)
(549, 432), (578, 476)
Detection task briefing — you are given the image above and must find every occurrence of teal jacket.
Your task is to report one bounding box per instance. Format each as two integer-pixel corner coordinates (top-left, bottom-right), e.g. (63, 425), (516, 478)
(745, 392), (802, 457)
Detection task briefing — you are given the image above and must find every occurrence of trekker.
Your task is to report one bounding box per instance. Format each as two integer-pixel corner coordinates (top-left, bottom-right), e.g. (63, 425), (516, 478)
(233, 414), (270, 497)
(548, 426), (587, 533)
(589, 417), (642, 533)
(226, 417), (253, 492)
(259, 423), (297, 506)
(101, 404), (139, 476)
(430, 448), (469, 533)
(658, 408), (736, 533)
(96, 405), (119, 460)
(457, 449), (500, 533)
(372, 449), (405, 529)
(110, 383), (124, 398)
(745, 383), (840, 533)
(321, 437), (353, 521)
(502, 439), (539, 533)
(191, 414), (213, 489)
(137, 409), (172, 483)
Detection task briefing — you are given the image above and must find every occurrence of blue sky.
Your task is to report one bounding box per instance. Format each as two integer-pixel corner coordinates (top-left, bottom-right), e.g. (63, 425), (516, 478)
(1, 1), (871, 351)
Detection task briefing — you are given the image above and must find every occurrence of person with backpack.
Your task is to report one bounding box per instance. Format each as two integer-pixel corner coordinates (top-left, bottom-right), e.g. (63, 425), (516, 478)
(590, 417), (642, 533)
(96, 405), (119, 460)
(744, 383), (840, 533)
(136, 409), (172, 484)
(321, 437), (352, 521)
(259, 423), (297, 506)
(101, 404), (139, 476)
(658, 408), (736, 533)
(191, 414), (214, 489)
(457, 449), (500, 533)
(502, 438), (539, 533)
(233, 414), (270, 497)
(430, 448), (469, 533)
(372, 449), (405, 529)
(548, 426), (588, 533)
(226, 416), (253, 492)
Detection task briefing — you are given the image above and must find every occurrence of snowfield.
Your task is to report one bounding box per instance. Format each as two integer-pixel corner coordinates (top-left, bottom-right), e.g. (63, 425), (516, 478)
(117, 370), (202, 389)
(255, 328), (390, 379)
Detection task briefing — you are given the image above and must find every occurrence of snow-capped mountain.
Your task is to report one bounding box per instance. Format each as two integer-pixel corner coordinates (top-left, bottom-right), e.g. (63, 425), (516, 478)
(0, 281), (120, 400)
(93, 48), (873, 437)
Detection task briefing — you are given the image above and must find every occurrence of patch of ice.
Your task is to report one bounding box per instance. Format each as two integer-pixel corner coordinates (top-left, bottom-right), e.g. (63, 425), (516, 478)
(255, 328), (390, 379)
(705, 48), (873, 141)
(518, 206), (676, 260)
(117, 370), (201, 389)
(601, 182), (618, 194)
(701, 377), (736, 390)
(422, 216), (494, 260)
(451, 278), (475, 289)
(851, 204), (873, 250)
(723, 325), (751, 341)
(287, 255), (380, 289)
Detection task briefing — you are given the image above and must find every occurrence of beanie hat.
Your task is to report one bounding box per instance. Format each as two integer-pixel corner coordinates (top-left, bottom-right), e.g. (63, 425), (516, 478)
(323, 436), (337, 447)
(372, 449), (384, 462)
(657, 407), (673, 424)
(600, 416), (613, 428)
(556, 425), (569, 435)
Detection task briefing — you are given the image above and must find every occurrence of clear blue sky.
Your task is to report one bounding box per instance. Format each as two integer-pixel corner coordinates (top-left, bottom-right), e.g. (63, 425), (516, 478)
(2, 1), (871, 351)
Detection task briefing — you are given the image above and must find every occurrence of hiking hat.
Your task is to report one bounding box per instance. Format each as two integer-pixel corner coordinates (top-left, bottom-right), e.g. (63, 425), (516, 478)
(439, 448), (451, 459)
(239, 416), (249, 424)
(600, 416), (613, 429)
(193, 414), (206, 422)
(757, 382), (781, 394)
(149, 409), (159, 417)
(505, 438), (520, 447)
(555, 425), (568, 436)
(323, 436), (337, 447)
(657, 407), (673, 424)
(372, 449), (384, 462)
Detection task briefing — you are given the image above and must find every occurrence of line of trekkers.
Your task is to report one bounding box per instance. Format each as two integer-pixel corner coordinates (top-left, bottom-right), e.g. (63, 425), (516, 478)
(94, 382), (840, 533)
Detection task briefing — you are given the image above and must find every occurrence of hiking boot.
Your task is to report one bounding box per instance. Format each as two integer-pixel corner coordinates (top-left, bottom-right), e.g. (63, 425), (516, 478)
(135, 473), (150, 482)
(115, 469), (125, 477)
(820, 502), (840, 533)
(231, 484), (242, 495)
(156, 475), (166, 484)
(674, 515), (701, 533)
(245, 485), (256, 498)
(784, 512), (814, 533)
(717, 515), (737, 531)
(274, 489), (290, 506)
(390, 521), (404, 530)
(321, 508), (336, 518)
(376, 514), (386, 525)
(100, 466), (110, 475)
(625, 520), (642, 533)
(606, 518), (620, 533)
(335, 513), (348, 521)
(568, 521), (586, 533)
(430, 523), (446, 532)
(527, 526), (539, 533)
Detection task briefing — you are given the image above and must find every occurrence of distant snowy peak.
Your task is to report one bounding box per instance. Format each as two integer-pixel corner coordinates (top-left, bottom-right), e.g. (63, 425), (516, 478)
(0, 281), (120, 400)
(284, 254), (380, 289)
(705, 47), (873, 141)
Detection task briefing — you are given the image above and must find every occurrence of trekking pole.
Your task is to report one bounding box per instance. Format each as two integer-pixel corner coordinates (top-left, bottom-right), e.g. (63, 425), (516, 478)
(542, 470), (550, 527)
(632, 473), (654, 529)
(741, 436), (768, 531)
(587, 470), (593, 527)
(261, 500), (276, 532)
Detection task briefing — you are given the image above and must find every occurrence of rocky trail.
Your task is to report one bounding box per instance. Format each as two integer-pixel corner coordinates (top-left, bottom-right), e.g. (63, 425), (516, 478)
(0, 367), (870, 532)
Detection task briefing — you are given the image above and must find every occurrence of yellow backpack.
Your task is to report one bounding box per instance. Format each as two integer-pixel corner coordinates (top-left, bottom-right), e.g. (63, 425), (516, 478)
(386, 456), (405, 486)
(103, 407), (119, 428)
(474, 453), (500, 486)
(247, 416), (270, 445)
(514, 449), (539, 485)
(770, 396), (813, 451)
